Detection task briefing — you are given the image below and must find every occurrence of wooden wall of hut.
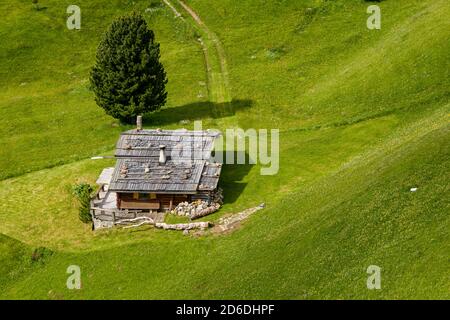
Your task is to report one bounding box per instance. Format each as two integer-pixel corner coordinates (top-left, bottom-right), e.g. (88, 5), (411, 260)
(116, 193), (195, 211)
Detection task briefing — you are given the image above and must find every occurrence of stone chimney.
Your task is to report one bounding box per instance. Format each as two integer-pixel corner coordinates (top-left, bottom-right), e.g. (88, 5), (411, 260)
(136, 115), (142, 131)
(159, 145), (166, 165)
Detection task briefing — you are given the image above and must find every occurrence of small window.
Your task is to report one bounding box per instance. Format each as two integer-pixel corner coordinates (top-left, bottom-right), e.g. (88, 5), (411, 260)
(139, 193), (150, 200)
(150, 193), (157, 199)
(133, 193), (139, 200)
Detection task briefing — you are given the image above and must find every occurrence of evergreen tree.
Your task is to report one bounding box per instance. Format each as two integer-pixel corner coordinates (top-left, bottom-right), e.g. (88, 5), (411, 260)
(90, 12), (168, 123)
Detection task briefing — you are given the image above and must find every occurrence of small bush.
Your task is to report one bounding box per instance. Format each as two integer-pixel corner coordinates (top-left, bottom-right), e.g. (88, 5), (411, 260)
(31, 247), (53, 264)
(72, 183), (94, 223)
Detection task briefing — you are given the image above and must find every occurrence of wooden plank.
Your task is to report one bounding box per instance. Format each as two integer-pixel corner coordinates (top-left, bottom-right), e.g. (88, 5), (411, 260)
(120, 199), (160, 210)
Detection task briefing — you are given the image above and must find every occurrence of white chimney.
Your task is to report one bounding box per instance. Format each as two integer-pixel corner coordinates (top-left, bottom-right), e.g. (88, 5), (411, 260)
(136, 115), (142, 131)
(159, 145), (166, 165)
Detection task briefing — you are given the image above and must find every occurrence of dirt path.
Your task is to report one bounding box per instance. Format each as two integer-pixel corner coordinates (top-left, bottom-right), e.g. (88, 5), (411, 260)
(163, 0), (231, 103)
(191, 203), (265, 237)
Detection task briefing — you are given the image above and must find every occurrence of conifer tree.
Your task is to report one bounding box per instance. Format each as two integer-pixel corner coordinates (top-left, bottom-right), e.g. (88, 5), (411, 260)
(90, 12), (168, 123)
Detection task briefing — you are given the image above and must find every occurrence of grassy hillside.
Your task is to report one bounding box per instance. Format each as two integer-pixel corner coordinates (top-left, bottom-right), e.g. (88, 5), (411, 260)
(0, 0), (448, 299)
(2, 108), (448, 299)
(0, 0), (206, 180)
(0, 234), (52, 292)
(184, 0), (449, 129)
(0, 235), (32, 290)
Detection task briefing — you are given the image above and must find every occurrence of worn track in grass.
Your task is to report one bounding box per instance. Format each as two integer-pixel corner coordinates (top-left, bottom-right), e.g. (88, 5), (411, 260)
(163, 0), (231, 103)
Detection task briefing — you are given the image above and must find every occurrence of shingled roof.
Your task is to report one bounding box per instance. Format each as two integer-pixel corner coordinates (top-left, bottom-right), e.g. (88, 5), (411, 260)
(109, 128), (222, 194)
(115, 128), (220, 159)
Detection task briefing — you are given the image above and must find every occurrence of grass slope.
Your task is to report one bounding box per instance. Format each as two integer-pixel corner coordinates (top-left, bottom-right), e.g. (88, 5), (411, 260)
(185, 0), (449, 129)
(0, 0), (448, 299)
(0, 0), (206, 180)
(0, 234), (52, 292)
(1, 108), (448, 299)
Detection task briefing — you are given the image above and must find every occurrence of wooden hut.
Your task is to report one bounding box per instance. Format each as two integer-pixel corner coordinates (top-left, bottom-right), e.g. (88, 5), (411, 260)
(98, 117), (222, 212)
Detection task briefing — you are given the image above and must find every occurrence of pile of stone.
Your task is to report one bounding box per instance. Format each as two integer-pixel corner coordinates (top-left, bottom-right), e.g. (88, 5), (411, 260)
(170, 188), (223, 219)
(93, 218), (114, 230)
(171, 200), (221, 219)
(190, 202), (221, 220)
(155, 221), (210, 231)
(171, 201), (196, 216)
(112, 218), (211, 232)
(217, 203), (265, 231)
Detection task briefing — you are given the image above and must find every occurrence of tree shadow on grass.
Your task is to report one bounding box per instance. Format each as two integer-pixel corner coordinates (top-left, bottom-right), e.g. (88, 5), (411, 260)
(143, 99), (253, 127)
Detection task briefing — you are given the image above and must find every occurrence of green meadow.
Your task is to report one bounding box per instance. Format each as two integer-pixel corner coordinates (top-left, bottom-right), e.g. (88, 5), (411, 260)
(0, 0), (448, 299)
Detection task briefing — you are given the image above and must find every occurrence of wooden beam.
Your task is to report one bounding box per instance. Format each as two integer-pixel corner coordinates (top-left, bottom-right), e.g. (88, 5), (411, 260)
(169, 195), (174, 211)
